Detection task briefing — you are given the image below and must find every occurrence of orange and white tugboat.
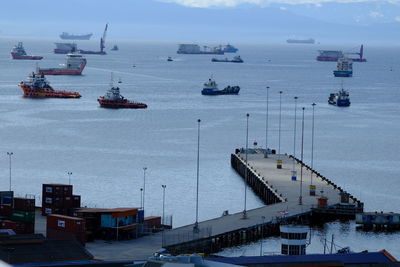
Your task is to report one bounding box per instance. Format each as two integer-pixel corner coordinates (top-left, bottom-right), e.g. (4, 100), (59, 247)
(97, 80), (147, 109)
(19, 72), (81, 98)
(11, 42), (43, 60)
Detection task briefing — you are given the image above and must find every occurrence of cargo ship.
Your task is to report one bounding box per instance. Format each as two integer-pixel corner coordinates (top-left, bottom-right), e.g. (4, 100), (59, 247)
(54, 43), (78, 54)
(60, 32), (93, 40)
(177, 44), (224, 55)
(211, 55), (243, 63)
(328, 88), (350, 107)
(317, 45), (366, 62)
(79, 24), (108, 55)
(11, 42), (43, 60)
(201, 78), (240, 95)
(38, 53), (86, 75)
(333, 57), (353, 77)
(97, 81), (147, 109)
(19, 72), (81, 98)
(222, 44), (238, 53)
(287, 38), (315, 44)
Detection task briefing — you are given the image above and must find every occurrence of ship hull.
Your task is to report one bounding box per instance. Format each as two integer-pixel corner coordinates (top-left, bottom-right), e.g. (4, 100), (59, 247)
(223, 48), (238, 53)
(333, 71), (352, 77)
(97, 98), (147, 109)
(177, 51), (224, 55)
(211, 59), (243, 63)
(80, 50), (106, 55)
(317, 56), (366, 62)
(201, 87), (240, 95)
(19, 83), (81, 98)
(11, 53), (43, 60)
(38, 60), (86, 75)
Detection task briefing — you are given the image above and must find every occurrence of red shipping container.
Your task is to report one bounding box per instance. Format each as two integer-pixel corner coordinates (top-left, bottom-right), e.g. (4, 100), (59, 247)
(13, 197), (35, 211)
(63, 196), (73, 208)
(144, 216), (161, 228)
(47, 214), (85, 233)
(42, 184), (73, 197)
(72, 195), (81, 208)
(0, 204), (12, 217)
(47, 228), (85, 245)
(0, 220), (34, 234)
(42, 205), (65, 216)
(42, 195), (65, 208)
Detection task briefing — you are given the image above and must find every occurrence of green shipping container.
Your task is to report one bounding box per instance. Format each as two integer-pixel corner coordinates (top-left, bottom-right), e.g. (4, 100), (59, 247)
(11, 210), (35, 223)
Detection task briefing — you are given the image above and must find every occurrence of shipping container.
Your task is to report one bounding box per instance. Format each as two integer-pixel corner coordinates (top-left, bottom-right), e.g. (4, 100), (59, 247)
(11, 210), (35, 223)
(101, 214), (134, 228)
(47, 228), (85, 245)
(42, 184), (73, 197)
(137, 209), (144, 223)
(0, 191), (13, 205)
(41, 205), (65, 216)
(0, 204), (12, 217)
(13, 197), (35, 211)
(47, 214), (85, 233)
(0, 220), (34, 234)
(143, 216), (161, 229)
(72, 195), (81, 208)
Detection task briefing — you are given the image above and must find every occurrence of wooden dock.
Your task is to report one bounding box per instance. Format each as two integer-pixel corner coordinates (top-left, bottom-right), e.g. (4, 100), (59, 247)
(163, 150), (363, 255)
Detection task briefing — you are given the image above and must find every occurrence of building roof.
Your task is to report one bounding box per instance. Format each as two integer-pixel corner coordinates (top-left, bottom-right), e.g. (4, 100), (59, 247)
(75, 208), (138, 214)
(207, 251), (397, 265)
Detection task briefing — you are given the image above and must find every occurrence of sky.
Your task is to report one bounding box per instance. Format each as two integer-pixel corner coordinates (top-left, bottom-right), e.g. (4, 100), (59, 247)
(0, 0), (399, 43)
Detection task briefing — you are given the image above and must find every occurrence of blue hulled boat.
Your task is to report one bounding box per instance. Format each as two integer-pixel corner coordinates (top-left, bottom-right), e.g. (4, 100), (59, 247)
(328, 88), (351, 106)
(201, 78), (240, 95)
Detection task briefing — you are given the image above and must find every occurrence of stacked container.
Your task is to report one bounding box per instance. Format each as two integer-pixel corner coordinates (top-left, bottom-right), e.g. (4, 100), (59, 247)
(42, 184), (81, 216)
(46, 214), (86, 245)
(0, 191), (13, 218)
(0, 196), (35, 234)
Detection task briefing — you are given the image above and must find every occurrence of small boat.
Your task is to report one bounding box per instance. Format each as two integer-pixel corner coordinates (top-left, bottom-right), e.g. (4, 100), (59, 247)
(333, 57), (353, 77)
(167, 57), (173, 62)
(97, 80), (147, 109)
(111, 45), (119, 51)
(11, 42), (43, 60)
(201, 78), (240, 95)
(211, 55), (243, 63)
(19, 72), (81, 98)
(328, 88), (350, 107)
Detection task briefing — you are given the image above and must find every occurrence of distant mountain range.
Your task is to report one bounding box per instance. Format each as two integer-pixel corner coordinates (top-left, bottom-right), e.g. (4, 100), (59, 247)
(0, 0), (399, 43)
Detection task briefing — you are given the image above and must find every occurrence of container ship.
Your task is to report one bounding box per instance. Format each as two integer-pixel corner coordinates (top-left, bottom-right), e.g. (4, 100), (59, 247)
(38, 53), (86, 75)
(19, 72), (81, 98)
(54, 43), (77, 54)
(333, 57), (353, 77)
(11, 42), (43, 60)
(317, 45), (366, 62)
(177, 44), (224, 55)
(60, 32), (93, 40)
(212, 55), (243, 63)
(221, 44), (238, 53)
(287, 38), (315, 44)
(98, 80), (147, 109)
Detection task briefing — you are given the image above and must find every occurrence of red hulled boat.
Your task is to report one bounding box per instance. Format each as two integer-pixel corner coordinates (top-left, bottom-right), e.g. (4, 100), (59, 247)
(11, 42), (43, 60)
(19, 72), (81, 98)
(97, 81), (147, 109)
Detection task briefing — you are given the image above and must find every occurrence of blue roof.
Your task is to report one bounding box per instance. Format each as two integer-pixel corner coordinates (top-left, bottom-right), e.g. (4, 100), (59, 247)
(206, 252), (396, 265)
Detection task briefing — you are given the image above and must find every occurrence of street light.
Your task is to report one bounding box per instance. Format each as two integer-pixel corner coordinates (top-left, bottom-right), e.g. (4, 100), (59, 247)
(7, 152), (13, 191)
(299, 107), (305, 205)
(243, 113), (249, 219)
(264, 86), (270, 158)
(67, 172), (72, 185)
(291, 97), (298, 181)
(142, 167), (147, 216)
(194, 119), (201, 233)
(277, 91), (283, 169)
(162, 185), (166, 226)
(310, 103), (317, 196)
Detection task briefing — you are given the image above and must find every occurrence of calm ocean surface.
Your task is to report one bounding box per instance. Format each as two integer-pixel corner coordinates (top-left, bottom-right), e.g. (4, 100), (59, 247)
(0, 38), (399, 256)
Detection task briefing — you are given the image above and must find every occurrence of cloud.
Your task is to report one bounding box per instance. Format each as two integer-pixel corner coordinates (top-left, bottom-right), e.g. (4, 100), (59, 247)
(369, 11), (384, 18)
(159, 0), (400, 8)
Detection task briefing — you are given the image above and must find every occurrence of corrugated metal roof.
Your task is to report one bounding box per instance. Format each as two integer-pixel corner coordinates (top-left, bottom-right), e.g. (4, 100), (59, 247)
(206, 251), (397, 265)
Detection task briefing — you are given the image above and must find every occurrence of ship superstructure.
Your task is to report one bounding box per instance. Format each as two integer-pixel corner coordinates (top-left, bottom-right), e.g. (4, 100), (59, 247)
(177, 44), (224, 55)
(333, 57), (353, 77)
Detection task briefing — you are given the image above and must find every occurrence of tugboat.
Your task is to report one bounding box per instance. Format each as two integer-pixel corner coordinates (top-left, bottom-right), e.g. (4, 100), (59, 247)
(11, 42), (43, 60)
(111, 45), (119, 51)
(211, 55), (243, 63)
(333, 57), (353, 77)
(167, 56), (173, 62)
(97, 80), (147, 109)
(19, 72), (81, 98)
(38, 53), (86, 75)
(328, 88), (351, 106)
(201, 78), (240, 95)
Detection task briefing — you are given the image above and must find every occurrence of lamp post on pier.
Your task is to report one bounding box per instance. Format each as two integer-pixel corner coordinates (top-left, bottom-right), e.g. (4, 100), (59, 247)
(277, 91), (283, 169)
(194, 119), (201, 233)
(142, 167), (147, 216)
(7, 152), (13, 191)
(299, 107), (305, 205)
(140, 188), (143, 209)
(162, 184), (166, 226)
(310, 103), (316, 196)
(67, 171), (72, 185)
(291, 96), (298, 181)
(243, 113), (249, 219)
(264, 86), (270, 158)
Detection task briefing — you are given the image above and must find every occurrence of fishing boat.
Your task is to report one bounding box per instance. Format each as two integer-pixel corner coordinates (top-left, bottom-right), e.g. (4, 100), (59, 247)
(19, 72), (81, 98)
(201, 78), (240, 95)
(37, 53), (86, 75)
(211, 55), (243, 63)
(97, 80), (147, 109)
(11, 42), (43, 60)
(328, 88), (351, 107)
(333, 57), (353, 77)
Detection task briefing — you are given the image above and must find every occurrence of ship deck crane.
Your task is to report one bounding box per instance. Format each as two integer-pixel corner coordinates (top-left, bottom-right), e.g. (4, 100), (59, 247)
(100, 23), (108, 53)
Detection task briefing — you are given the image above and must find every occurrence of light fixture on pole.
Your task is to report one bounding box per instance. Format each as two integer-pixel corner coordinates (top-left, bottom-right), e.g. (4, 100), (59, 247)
(310, 103), (317, 196)
(194, 119), (201, 233)
(299, 107), (305, 205)
(67, 172), (72, 185)
(264, 86), (270, 158)
(291, 96), (298, 181)
(142, 167), (147, 216)
(7, 152), (13, 191)
(277, 91), (283, 169)
(243, 113), (249, 219)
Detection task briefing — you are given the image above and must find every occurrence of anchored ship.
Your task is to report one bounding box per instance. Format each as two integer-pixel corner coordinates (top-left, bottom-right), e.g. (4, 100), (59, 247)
(97, 80), (147, 109)
(333, 57), (353, 77)
(211, 55), (243, 63)
(221, 44), (238, 53)
(328, 88), (351, 107)
(54, 43), (78, 54)
(201, 78), (240, 95)
(38, 53), (87, 75)
(317, 45), (366, 62)
(19, 72), (81, 98)
(11, 42), (43, 60)
(287, 38), (315, 44)
(111, 45), (119, 51)
(79, 24), (108, 55)
(177, 44), (224, 55)
(60, 32), (93, 40)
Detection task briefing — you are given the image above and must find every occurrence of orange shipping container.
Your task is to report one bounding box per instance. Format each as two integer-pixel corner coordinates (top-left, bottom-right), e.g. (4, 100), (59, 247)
(47, 214), (85, 233)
